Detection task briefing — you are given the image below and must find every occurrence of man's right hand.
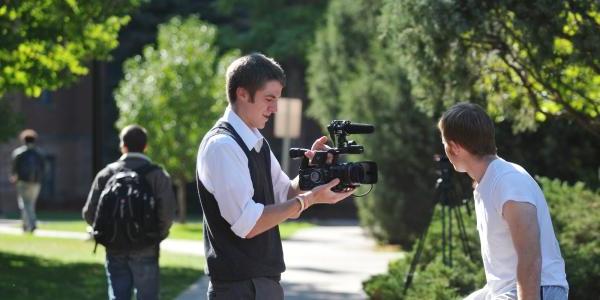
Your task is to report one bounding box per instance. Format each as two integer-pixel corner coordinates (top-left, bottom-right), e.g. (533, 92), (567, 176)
(246, 178), (353, 239)
(301, 178), (354, 209)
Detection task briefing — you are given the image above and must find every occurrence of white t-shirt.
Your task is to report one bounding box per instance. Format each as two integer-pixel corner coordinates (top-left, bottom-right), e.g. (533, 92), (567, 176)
(473, 157), (568, 296)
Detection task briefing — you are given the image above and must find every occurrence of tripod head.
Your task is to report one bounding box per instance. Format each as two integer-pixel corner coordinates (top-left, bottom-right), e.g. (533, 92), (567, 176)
(434, 154), (465, 208)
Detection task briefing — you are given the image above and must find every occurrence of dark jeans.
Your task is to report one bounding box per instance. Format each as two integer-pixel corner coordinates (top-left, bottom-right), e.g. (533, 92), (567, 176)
(207, 277), (284, 300)
(105, 253), (159, 300)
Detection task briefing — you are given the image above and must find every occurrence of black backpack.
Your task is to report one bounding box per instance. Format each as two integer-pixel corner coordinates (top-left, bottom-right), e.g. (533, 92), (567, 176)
(15, 148), (45, 183)
(92, 164), (161, 252)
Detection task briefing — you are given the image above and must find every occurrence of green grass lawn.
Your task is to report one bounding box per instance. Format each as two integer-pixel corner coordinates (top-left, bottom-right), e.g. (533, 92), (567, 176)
(1, 212), (314, 299)
(0, 233), (203, 300)
(8, 211), (314, 240)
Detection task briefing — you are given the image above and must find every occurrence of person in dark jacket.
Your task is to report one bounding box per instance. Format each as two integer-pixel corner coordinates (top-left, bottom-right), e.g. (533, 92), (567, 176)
(83, 125), (177, 300)
(10, 129), (45, 233)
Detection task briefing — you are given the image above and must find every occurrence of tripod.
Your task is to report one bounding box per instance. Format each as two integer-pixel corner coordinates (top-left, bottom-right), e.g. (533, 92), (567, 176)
(402, 173), (475, 295)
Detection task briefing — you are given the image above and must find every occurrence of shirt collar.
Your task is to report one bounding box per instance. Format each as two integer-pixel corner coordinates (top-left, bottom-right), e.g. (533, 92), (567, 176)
(119, 152), (152, 162)
(220, 105), (264, 151)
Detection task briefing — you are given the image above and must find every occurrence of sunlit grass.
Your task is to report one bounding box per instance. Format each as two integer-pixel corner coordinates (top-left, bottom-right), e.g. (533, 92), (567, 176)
(0, 233), (203, 299)
(1, 211), (315, 299)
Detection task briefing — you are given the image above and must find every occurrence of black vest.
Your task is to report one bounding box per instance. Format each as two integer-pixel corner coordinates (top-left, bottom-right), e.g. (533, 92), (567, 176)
(196, 122), (285, 281)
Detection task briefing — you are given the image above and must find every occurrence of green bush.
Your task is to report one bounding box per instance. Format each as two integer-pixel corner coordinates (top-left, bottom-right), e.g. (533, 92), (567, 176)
(538, 177), (600, 300)
(364, 177), (600, 299)
(364, 205), (485, 299)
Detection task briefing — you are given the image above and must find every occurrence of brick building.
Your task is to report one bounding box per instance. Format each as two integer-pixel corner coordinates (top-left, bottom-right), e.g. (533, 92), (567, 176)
(0, 72), (99, 213)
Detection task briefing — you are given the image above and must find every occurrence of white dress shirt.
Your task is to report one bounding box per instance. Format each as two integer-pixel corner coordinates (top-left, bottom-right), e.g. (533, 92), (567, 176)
(197, 106), (292, 238)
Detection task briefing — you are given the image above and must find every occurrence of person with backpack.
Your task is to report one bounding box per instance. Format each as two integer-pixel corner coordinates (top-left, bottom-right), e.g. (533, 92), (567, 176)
(10, 129), (46, 233)
(82, 125), (176, 300)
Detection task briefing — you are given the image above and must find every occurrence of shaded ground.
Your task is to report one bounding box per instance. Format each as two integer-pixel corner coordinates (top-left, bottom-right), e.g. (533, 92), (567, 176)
(177, 220), (402, 300)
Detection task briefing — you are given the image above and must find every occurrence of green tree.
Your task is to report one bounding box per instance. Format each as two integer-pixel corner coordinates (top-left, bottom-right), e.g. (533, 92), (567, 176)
(380, 0), (600, 137)
(215, 0), (327, 63)
(115, 16), (238, 222)
(0, 0), (141, 141)
(0, 0), (140, 97)
(307, 0), (437, 245)
(214, 0), (330, 157)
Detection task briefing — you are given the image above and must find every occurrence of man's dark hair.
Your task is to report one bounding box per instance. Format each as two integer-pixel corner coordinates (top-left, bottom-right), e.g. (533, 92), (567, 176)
(119, 125), (147, 153)
(438, 102), (497, 156)
(19, 129), (38, 144)
(226, 53), (286, 103)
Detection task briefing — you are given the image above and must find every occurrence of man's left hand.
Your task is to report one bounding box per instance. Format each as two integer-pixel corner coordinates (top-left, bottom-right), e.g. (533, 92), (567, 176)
(304, 136), (334, 164)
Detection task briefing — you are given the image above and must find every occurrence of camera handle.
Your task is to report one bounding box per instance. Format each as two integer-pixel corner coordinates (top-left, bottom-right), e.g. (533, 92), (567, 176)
(289, 148), (337, 168)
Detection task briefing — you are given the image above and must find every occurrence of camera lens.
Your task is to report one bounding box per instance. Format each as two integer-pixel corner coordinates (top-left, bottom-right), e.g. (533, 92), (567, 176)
(347, 163), (363, 183)
(335, 162), (378, 185)
(309, 170), (322, 183)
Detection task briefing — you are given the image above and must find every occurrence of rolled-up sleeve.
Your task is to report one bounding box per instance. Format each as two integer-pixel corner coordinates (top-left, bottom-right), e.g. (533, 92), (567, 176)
(230, 199), (264, 238)
(197, 136), (264, 238)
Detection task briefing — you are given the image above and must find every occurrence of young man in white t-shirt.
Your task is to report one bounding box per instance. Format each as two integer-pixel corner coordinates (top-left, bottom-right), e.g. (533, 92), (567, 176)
(438, 103), (568, 300)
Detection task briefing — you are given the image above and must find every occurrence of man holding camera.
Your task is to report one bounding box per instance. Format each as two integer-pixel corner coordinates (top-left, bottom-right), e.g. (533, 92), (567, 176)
(196, 53), (354, 299)
(438, 103), (568, 300)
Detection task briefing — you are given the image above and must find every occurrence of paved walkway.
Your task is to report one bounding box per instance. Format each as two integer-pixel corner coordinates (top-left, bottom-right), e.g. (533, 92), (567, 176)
(0, 219), (402, 300)
(176, 220), (402, 300)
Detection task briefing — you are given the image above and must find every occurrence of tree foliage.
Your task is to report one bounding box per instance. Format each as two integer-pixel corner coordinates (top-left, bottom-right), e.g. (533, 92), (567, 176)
(307, 0), (438, 245)
(115, 16), (238, 221)
(0, 0), (140, 97)
(0, 0), (140, 142)
(496, 118), (600, 189)
(381, 0), (600, 137)
(214, 0), (327, 63)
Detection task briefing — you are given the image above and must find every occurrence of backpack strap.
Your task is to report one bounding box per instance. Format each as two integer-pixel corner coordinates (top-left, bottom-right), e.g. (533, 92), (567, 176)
(106, 162), (159, 178)
(134, 163), (160, 177)
(133, 164), (160, 189)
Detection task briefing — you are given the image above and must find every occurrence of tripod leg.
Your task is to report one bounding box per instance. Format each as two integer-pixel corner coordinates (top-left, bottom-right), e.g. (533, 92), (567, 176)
(449, 207), (453, 267)
(441, 205), (447, 265)
(403, 219), (431, 295)
(454, 206), (473, 261)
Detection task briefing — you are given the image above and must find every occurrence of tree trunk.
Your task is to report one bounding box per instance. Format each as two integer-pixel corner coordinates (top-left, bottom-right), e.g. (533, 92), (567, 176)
(175, 177), (187, 224)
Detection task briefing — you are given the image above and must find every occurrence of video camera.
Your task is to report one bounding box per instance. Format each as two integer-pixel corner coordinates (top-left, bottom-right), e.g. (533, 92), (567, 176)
(289, 120), (378, 192)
